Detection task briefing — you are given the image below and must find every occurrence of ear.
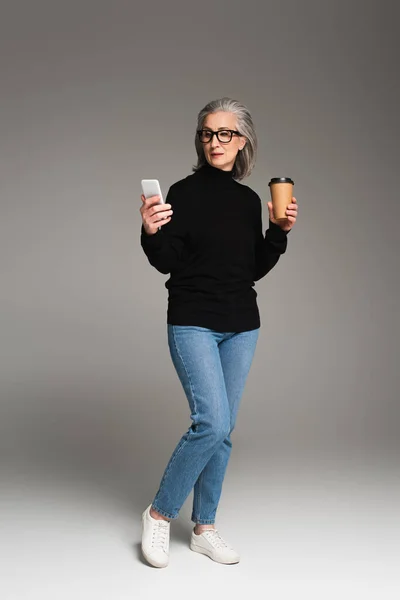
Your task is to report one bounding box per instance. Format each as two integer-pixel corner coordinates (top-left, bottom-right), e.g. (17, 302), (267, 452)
(239, 138), (247, 151)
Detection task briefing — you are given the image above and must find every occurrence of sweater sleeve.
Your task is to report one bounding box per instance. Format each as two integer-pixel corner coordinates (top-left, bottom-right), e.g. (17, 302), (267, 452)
(140, 184), (187, 274)
(254, 196), (289, 282)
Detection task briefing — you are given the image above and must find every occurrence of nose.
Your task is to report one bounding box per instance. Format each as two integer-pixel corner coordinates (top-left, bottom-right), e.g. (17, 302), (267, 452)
(210, 137), (221, 149)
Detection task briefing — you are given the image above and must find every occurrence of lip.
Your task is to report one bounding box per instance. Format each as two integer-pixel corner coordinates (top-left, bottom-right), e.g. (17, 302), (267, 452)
(211, 153), (223, 157)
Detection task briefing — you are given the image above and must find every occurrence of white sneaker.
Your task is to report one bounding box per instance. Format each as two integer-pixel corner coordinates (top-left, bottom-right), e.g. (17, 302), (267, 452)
(190, 528), (240, 564)
(141, 504), (170, 568)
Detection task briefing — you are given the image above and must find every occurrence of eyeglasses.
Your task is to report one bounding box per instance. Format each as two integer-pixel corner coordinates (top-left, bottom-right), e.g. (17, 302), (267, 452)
(197, 129), (241, 144)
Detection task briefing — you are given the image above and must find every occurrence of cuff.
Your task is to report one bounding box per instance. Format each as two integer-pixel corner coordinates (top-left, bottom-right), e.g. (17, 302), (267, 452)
(267, 220), (290, 238)
(141, 224), (163, 247)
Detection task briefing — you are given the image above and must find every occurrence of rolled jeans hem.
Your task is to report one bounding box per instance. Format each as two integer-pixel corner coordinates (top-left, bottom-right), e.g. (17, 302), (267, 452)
(191, 516), (215, 525)
(151, 503), (178, 520)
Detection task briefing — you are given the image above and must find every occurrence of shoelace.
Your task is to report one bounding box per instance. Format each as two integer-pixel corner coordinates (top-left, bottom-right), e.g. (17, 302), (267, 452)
(202, 529), (230, 549)
(152, 521), (169, 551)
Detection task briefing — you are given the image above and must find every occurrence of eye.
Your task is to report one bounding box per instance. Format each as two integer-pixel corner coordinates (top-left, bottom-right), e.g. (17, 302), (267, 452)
(218, 130), (231, 141)
(200, 129), (212, 141)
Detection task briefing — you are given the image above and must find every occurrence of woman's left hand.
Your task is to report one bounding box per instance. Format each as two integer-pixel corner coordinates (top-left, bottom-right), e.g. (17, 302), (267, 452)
(267, 197), (298, 232)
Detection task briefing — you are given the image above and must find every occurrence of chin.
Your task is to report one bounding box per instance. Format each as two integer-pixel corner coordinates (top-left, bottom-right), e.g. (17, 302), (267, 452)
(210, 156), (226, 166)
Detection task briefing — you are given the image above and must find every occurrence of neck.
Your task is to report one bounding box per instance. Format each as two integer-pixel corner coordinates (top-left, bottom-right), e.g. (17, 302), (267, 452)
(200, 161), (234, 179)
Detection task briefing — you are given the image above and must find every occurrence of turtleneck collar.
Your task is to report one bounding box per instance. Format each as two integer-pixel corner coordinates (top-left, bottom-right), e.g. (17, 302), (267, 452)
(198, 160), (234, 180)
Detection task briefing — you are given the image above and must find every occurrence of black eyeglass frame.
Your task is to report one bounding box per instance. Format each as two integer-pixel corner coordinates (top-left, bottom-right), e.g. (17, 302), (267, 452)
(196, 129), (242, 144)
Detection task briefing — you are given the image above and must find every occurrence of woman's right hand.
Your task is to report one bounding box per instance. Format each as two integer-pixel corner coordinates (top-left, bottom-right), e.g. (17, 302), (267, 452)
(140, 195), (173, 235)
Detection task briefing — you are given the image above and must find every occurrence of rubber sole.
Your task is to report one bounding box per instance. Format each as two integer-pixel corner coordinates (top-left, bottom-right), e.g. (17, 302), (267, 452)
(190, 541), (240, 564)
(141, 545), (168, 568)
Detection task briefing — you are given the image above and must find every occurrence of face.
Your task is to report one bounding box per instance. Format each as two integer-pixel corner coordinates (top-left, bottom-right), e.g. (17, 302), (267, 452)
(201, 111), (246, 171)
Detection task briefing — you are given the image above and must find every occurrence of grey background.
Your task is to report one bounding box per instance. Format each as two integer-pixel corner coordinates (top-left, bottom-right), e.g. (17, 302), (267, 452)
(1, 1), (399, 596)
(0, 1), (399, 585)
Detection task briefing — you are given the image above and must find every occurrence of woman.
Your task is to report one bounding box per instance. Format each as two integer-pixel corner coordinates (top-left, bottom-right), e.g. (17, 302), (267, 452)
(139, 97), (298, 567)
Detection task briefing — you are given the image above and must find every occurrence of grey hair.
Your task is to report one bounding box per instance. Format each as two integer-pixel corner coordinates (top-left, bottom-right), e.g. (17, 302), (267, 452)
(193, 97), (258, 181)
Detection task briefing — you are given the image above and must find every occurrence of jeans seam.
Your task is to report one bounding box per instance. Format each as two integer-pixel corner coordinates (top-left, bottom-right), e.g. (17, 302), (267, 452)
(171, 325), (198, 419)
(153, 326), (199, 516)
(155, 435), (188, 497)
(193, 469), (203, 523)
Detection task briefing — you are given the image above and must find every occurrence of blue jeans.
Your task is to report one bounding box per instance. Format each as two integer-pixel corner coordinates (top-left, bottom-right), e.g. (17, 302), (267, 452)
(151, 325), (259, 524)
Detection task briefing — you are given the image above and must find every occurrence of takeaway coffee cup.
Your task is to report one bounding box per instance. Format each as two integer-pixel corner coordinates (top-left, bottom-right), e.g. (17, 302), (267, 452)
(268, 177), (294, 221)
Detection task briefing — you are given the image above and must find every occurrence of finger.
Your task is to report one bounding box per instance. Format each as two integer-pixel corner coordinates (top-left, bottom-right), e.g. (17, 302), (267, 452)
(268, 206), (278, 223)
(150, 203), (172, 214)
(156, 215), (172, 226)
(149, 206), (173, 218)
(141, 194), (164, 206)
(149, 204), (173, 218)
(144, 215), (171, 233)
(292, 197), (297, 203)
(151, 210), (173, 223)
(144, 195), (165, 208)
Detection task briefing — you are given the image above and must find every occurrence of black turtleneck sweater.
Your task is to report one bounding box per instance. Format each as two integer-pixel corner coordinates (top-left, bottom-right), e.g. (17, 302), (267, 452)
(140, 162), (289, 332)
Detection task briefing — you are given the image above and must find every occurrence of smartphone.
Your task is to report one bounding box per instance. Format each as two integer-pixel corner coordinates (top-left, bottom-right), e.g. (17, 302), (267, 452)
(141, 179), (164, 204)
